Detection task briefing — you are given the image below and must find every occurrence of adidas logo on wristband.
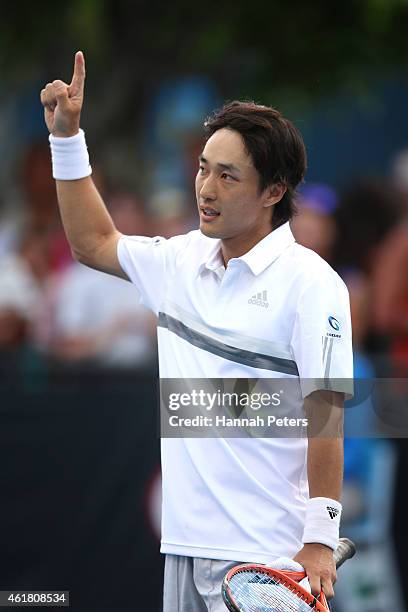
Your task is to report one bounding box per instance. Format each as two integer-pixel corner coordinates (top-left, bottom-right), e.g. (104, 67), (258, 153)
(302, 498), (341, 549)
(326, 506), (339, 519)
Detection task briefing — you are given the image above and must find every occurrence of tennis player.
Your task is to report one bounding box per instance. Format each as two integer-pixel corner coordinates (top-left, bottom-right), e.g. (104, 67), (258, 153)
(41, 51), (353, 611)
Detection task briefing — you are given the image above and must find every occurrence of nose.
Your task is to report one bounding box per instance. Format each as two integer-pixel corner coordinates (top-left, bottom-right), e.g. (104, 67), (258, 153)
(199, 175), (217, 201)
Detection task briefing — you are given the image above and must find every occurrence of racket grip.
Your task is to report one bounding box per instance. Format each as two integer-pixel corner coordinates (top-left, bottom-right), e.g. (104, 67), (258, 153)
(334, 537), (356, 569)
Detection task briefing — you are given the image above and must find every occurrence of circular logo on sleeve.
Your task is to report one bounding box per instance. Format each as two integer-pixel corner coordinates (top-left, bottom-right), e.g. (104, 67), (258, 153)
(328, 316), (340, 331)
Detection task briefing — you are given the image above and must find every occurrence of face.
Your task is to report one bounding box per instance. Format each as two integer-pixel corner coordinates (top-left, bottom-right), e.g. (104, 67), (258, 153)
(195, 128), (283, 254)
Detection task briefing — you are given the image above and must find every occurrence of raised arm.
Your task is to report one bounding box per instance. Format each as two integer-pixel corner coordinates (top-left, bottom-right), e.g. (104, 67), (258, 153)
(40, 51), (127, 279)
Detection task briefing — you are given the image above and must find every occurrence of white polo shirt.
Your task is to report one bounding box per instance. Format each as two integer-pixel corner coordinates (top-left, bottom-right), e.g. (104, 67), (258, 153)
(117, 222), (353, 563)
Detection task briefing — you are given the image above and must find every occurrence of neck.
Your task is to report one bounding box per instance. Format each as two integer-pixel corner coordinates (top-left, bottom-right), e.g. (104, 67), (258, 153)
(221, 223), (274, 267)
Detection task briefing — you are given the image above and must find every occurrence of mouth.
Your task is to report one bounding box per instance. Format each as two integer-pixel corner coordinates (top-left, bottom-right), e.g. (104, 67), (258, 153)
(199, 205), (220, 222)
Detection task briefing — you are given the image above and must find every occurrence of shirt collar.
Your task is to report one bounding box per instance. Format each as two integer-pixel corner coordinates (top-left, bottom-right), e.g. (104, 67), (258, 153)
(197, 222), (295, 277)
(239, 222), (295, 275)
(197, 239), (223, 277)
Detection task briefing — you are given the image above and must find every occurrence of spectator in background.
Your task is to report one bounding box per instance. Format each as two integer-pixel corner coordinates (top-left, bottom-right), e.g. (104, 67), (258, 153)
(0, 140), (74, 276)
(0, 194), (24, 260)
(52, 193), (156, 368)
(0, 142), (57, 261)
(0, 228), (50, 354)
(371, 151), (408, 375)
(19, 140), (109, 274)
(333, 179), (399, 276)
(148, 187), (195, 238)
(291, 183), (338, 263)
(21, 142), (58, 231)
(329, 179), (401, 370)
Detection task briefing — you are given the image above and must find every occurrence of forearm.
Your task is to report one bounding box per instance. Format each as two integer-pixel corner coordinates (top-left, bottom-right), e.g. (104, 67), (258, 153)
(307, 436), (343, 501)
(305, 390), (344, 500)
(56, 176), (119, 262)
(295, 435), (343, 597)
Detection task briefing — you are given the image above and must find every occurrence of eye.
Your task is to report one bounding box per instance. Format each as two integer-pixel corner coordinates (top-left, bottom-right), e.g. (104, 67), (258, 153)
(198, 166), (206, 174)
(221, 172), (234, 180)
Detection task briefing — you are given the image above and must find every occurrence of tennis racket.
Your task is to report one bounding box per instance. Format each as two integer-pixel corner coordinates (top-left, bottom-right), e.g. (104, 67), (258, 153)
(222, 537), (356, 611)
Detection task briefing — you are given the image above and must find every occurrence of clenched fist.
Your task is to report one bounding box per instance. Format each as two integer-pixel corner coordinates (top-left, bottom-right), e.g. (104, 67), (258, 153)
(40, 51), (85, 137)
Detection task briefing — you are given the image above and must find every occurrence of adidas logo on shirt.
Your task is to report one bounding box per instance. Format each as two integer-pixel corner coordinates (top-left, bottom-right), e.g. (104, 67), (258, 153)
(248, 290), (269, 309)
(326, 506), (339, 519)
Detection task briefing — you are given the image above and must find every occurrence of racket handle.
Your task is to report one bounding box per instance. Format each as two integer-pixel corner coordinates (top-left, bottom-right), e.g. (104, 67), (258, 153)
(334, 537), (356, 569)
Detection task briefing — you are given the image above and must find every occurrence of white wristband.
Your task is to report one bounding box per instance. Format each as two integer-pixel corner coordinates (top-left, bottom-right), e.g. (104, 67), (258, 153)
(49, 129), (92, 180)
(302, 497), (342, 551)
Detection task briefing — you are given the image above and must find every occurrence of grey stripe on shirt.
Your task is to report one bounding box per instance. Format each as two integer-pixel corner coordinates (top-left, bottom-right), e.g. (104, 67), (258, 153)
(158, 312), (299, 376)
(162, 299), (295, 362)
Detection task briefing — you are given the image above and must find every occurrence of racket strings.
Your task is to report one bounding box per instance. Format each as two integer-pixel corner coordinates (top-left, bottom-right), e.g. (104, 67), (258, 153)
(228, 570), (318, 612)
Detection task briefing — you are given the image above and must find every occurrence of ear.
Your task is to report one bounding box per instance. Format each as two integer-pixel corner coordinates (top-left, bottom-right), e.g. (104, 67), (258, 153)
(263, 183), (287, 208)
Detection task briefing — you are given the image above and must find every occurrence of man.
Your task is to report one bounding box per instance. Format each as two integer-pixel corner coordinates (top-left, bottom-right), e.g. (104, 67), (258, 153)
(41, 52), (353, 611)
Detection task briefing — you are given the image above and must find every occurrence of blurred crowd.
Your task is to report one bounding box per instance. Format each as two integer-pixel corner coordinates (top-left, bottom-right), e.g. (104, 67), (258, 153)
(0, 139), (195, 373)
(0, 133), (407, 380)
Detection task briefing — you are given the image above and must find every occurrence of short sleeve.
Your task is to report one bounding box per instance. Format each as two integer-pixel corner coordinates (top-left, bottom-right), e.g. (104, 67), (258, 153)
(290, 269), (354, 399)
(117, 235), (172, 315)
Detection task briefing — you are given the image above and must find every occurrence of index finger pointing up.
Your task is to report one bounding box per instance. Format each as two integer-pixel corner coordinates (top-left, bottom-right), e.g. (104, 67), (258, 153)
(69, 51), (86, 96)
